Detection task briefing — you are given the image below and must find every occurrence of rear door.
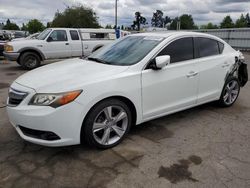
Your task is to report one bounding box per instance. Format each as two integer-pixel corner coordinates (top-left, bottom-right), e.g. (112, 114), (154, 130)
(142, 37), (199, 120)
(43, 30), (71, 59)
(194, 37), (229, 103)
(69, 30), (82, 57)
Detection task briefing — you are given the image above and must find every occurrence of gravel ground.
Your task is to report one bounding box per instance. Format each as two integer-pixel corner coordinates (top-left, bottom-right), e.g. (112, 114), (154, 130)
(0, 54), (250, 188)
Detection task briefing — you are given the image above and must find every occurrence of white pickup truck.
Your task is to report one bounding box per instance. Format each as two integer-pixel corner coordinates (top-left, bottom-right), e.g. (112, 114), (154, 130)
(3, 28), (128, 69)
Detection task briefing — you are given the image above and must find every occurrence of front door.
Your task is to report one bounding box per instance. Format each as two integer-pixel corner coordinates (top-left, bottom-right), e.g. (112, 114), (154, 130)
(43, 30), (71, 59)
(142, 37), (199, 120)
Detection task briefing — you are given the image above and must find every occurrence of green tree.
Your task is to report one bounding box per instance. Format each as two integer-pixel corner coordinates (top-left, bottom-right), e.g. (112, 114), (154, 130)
(21, 23), (28, 31)
(3, 19), (20, 30)
(131, 12), (147, 31)
(151, 10), (164, 27)
(179, 14), (195, 29)
(46, 22), (51, 28)
(220, 15), (234, 28)
(246, 13), (250, 27)
(200, 22), (218, 29)
(51, 5), (100, 28)
(169, 14), (196, 30)
(164, 16), (172, 26)
(105, 24), (112, 29)
(235, 14), (248, 28)
(26, 19), (45, 34)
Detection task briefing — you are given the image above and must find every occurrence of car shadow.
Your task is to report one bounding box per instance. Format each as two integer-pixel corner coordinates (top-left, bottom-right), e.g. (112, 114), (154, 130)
(20, 101), (217, 153)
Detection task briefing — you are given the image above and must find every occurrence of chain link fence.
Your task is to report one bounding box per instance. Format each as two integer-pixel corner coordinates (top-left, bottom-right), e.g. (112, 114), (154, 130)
(196, 28), (250, 51)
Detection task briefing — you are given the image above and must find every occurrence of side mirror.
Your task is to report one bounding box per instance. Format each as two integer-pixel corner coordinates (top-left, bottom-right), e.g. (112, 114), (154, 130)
(155, 55), (170, 69)
(47, 36), (53, 42)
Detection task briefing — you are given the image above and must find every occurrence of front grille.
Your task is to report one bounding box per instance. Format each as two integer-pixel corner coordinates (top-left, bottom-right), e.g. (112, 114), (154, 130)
(19, 126), (61, 141)
(8, 88), (28, 106)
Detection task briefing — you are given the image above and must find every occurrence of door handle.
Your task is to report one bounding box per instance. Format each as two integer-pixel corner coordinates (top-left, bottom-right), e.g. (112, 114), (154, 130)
(186, 71), (198, 78)
(222, 62), (230, 68)
(65, 43), (69, 45)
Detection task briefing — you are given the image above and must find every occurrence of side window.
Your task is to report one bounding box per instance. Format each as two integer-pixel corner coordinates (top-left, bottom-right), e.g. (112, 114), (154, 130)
(218, 42), (224, 54)
(90, 33), (105, 39)
(70, 30), (79, 40)
(49, 30), (67, 42)
(197, 38), (220, 57)
(90, 33), (109, 40)
(157, 37), (194, 63)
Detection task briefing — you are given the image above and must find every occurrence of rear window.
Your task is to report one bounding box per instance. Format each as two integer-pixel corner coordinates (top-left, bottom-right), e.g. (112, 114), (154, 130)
(197, 38), (220, 58)
(70, 30), (79, 40)
(218, 42), (224, 54)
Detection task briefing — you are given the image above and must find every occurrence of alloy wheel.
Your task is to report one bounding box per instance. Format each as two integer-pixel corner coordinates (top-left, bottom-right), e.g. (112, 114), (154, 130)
(92, 105), (128, 146)
(223, 80), (239, 105)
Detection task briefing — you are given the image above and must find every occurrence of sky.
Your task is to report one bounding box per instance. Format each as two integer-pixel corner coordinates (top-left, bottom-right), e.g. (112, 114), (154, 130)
(0, 0), (250, 27)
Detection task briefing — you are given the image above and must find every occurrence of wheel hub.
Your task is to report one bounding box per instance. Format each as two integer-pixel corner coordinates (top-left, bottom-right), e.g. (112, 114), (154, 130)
(92, 105), (128, 146)
(223, 80), (239, 105)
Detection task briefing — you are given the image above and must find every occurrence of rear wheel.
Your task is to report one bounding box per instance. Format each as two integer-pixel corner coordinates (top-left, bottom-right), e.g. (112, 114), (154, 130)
(20, 52), (41, 70)
(218, 77), (240, 107)
(82, 99), (132, 149)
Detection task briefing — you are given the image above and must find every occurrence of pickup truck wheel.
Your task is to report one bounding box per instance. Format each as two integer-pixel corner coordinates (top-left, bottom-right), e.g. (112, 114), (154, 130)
(20, 52), (41, 70)
(82, 99), (132, 149)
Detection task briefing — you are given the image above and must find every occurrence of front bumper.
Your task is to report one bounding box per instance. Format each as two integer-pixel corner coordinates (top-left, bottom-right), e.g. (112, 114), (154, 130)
(3, 52), (20, 61)
(6, 82), (86, 147)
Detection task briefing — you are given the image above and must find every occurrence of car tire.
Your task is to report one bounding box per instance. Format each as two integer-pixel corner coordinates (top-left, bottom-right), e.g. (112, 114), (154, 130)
(82, 99), (132, 149)
(16, 60), (21, 65)
(20, 52), (41, 70)
(218, 77), (240, 107)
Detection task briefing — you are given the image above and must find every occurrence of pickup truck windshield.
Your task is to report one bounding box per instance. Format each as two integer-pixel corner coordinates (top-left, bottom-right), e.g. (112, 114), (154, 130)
(37, 29), (52, 40)
(88, 36), (164, 66)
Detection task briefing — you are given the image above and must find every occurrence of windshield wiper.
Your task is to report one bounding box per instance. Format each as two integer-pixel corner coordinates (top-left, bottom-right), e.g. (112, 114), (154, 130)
(87, 57), (110, 64)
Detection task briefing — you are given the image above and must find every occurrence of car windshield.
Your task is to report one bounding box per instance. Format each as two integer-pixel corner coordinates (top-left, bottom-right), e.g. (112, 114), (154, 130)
(37, 29), (52, 40)
(88, 36), (164, 66)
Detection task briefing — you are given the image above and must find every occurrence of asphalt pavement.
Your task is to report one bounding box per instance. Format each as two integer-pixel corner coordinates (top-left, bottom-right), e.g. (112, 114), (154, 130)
(0, 54), (250, 188)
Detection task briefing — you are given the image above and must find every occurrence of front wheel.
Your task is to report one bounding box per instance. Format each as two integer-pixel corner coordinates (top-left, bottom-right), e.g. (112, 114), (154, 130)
(19, 52), (41, 70)
(82, 99), (132, 149)
(218, 77), (240, 107)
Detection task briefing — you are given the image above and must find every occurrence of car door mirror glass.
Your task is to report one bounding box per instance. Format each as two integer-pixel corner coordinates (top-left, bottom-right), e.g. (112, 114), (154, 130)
(155, 55), (170, 69)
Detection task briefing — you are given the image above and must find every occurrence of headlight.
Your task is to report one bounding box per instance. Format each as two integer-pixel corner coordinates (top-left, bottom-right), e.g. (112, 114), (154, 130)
(4, 45), (14, 52)
(29, 90), (82, 108)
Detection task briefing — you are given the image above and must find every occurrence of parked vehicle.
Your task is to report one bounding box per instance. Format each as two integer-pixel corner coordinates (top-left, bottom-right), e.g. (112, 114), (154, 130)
(13, 31), (27, 39)
(0, 31), (11, 56)
(12, 32), (40, 41)
(0, 41), (6, 56)
(7, 32), (248, 148)
(3, 28), (122, 69)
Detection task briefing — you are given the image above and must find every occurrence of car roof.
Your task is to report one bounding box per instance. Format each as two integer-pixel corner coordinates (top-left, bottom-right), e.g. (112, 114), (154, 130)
(132, 31), (226, 45)
(133, 31), (221, 40)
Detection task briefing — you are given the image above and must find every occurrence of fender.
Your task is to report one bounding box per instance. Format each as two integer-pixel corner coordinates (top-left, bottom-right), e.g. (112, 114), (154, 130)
(92, 45), (103, 52)
(224, 55), (248, 87)
(18, 47), (46, 60)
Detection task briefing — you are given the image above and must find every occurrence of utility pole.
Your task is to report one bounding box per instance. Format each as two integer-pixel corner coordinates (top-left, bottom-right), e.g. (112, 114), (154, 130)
(115, 0), (118, 29)
(176, 17), (181, 30)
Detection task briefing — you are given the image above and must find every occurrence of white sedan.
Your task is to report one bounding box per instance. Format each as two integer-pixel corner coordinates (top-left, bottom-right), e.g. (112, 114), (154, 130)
(7, 32), (248, 148)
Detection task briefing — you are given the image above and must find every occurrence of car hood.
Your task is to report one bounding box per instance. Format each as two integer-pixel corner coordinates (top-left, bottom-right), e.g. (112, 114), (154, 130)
(8, 39), (39, 46)
(15, 58), (129, 93)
